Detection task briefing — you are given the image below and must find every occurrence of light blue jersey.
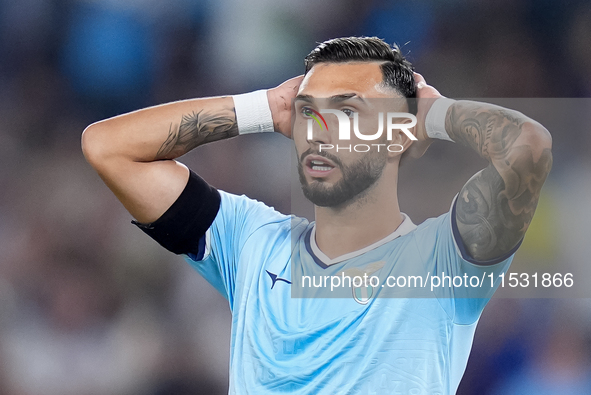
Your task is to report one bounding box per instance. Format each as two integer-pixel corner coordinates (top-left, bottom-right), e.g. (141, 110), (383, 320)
(185, 191), (516, 394)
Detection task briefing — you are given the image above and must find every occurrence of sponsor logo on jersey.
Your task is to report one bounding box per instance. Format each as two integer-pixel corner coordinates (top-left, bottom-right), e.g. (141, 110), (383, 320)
(266, 270), (292, 289)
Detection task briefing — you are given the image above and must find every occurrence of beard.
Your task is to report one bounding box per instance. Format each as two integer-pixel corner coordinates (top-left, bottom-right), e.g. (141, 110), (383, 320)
(297, 149), (387, 208)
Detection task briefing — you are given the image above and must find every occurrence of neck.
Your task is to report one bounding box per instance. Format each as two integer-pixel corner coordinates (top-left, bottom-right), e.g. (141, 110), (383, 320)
(313, 165), (403, 260)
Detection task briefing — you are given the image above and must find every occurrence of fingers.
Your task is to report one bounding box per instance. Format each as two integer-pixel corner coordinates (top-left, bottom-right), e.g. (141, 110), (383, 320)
(413, 72), (443, 98)
(413, 72), (427, 89)
(289, 75), (304, 84)
(281, 75), (304, 94)
(292, 75), (304, 91)
(287, 75), (304, 87)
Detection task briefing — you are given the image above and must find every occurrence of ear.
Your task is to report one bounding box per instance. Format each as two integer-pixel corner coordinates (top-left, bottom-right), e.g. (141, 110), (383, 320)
(387, 116), (417, 159)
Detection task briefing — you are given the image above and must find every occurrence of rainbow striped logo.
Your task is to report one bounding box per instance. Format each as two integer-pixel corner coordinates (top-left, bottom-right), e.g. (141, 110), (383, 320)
(308, 108), (329, 131)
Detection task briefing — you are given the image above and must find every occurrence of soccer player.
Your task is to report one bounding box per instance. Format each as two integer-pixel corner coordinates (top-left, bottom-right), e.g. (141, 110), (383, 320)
(82, 37), (552, 394)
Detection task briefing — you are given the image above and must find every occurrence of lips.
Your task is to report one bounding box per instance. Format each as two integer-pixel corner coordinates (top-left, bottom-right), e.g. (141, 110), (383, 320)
(304, 155), (337, 177)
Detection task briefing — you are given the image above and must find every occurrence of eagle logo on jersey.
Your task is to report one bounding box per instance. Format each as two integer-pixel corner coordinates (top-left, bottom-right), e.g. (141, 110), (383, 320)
(340, 261), (385, 305)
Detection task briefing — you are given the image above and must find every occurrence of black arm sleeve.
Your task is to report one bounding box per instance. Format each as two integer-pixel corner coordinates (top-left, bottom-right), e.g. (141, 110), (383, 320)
(132, 170), (221, 255)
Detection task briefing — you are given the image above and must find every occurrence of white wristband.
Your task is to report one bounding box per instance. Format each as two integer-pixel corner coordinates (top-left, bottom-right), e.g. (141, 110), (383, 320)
(425, 98), (455, 142)
(232, 90), (275, 135)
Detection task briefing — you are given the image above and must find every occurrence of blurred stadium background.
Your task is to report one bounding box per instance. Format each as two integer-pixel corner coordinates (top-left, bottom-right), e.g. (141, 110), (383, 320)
(0, 0), (590, 393)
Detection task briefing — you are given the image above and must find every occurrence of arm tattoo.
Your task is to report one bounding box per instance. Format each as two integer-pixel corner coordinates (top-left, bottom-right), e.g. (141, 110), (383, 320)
(155, 107), (239, 160)
(446, 102), (552, 261)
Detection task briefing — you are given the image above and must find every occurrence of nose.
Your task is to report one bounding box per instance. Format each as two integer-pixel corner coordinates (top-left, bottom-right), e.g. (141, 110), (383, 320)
(306, 118), (332, 146)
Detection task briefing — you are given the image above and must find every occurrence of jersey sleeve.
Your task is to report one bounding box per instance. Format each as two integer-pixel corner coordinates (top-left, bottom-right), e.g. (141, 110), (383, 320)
(413, 196), (522, 325)
(131, 169), (285, 306)
(183, 190), (286, 306)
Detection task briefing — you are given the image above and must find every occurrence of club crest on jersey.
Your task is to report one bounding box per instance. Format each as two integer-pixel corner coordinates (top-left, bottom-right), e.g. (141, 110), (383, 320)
(353, 286), (374, 304)
(340, 261), (385, 305)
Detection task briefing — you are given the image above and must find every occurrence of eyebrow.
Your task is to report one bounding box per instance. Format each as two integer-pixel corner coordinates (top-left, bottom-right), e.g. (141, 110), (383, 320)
(295, 93), (367, 104)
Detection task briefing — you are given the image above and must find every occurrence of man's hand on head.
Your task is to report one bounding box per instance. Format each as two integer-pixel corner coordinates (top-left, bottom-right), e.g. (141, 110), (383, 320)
(404, 73), (443, 160)
(267, 75), (304, 139)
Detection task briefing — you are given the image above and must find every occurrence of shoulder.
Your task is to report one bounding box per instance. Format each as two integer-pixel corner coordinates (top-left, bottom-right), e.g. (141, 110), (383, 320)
(218, 190), (287, 221)
(216, 190), (309, 236)
(399, 209), (457, 268)
(407, 211), (453, 244)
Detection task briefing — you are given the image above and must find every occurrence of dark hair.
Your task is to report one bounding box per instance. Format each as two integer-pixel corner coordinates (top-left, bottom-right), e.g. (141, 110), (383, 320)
(304, 37), (416, 113)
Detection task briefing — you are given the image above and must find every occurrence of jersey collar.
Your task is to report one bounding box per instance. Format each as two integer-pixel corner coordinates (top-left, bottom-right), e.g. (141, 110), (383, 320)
(306, 213), (417, 269)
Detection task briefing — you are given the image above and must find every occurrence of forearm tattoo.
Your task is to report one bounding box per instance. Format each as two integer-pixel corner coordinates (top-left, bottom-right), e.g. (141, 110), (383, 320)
(155, 107), (239, 160)
(446, 102), (552, 261)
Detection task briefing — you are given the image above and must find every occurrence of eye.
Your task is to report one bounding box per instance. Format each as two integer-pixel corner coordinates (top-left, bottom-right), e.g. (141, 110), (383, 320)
(301, 107), (314, 117)
(341, 108), (356, 118)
